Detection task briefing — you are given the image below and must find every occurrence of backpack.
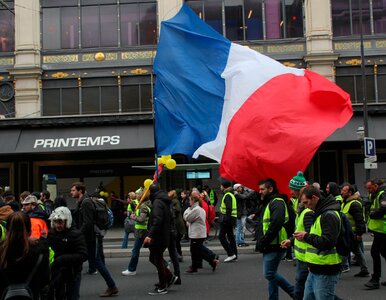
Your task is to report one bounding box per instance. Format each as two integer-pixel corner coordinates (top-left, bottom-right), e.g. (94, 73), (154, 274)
(334, 211), (354, 257)
(1, 254), (43, 300)
(207, 204), (216, 225)
(94, 199), (114, 230)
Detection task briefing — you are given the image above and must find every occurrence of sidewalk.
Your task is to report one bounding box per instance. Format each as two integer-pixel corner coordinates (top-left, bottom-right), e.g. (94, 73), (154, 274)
(102, 227), (374, 259)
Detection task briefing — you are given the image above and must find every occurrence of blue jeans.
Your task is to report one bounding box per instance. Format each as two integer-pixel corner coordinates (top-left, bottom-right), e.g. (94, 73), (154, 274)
(236, 216), (247, 245)
(128, 237), (144, 271)
(303, 272), (339, 300)
(263, 249), (294, 300)
(94, 236), (117, 289)
(294, 260), (309, 300)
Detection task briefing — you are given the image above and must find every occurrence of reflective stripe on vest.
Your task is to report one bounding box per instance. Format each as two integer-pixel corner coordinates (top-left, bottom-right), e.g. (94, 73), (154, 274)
(134, 205), (151, 230)
(294, 208), (312, 262)
(368, 190), (386, 233)
(262, 198), (289, 245)
(49, 247), (55, 267)
(341, 200), (362, 232)
(304, 211), (342, 265)
(220, 192), (237, 218)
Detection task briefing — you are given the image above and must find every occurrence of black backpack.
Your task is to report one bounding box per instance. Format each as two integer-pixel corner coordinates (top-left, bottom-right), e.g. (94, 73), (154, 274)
(327, 211), (354, 257)
(1, 254), (43, 300)
(93, 199), (113, 230)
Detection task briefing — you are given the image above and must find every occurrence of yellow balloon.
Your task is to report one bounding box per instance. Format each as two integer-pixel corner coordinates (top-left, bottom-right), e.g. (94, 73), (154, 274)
(104, 192), (109, 198)
(144, 179), (153, 189)
(161, 155), (171, 161)
(99, 191), (104, 197)
(157, 157), (165, 165)
(165, 158), (177, 170)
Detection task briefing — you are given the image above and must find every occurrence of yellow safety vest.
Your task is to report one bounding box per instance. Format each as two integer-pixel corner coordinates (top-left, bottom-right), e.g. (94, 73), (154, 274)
(262, 198), (289, 245)
(341, 200), (362, 232)
(294, 208), (312, 262)
(127, 200), (139, 213)
(335, 195), (343, 203)
(305, 211), (342, 265)
(368, 190), (386, 234)
(291, 197), (299, 214)
(220, 192), (237, 218)
(134, 205), (151, 230)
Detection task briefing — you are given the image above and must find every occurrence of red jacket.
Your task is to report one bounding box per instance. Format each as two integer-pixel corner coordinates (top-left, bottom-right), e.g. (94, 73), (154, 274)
(200, 197), (210, 235)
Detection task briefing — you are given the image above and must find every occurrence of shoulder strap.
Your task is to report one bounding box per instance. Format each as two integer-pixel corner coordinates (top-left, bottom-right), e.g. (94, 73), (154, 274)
(26, 253), (43, 285)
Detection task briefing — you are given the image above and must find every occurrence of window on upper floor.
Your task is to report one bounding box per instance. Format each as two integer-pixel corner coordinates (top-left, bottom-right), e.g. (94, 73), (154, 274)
(332, 0), (386, 36)
(0, 1), (15, 52)
(185, 0), (303, 41)
(42, 76), (152, 116)
(41, 0), (157, 50)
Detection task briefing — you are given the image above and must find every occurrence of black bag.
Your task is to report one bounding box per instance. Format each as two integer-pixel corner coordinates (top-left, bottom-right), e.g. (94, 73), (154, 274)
(93, 200), (113, 230)
(124, 216), (135, 234)
(1, 254), (43, 300)
(336, 211), (354, 257)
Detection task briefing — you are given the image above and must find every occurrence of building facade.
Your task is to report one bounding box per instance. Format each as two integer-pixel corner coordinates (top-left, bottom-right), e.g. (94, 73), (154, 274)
(0, 0), (385, 201)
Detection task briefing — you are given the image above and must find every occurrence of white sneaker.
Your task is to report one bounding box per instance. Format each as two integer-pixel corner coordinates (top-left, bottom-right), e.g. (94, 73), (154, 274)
(121, 269), (136, 276)
(224, 254), (237, 263)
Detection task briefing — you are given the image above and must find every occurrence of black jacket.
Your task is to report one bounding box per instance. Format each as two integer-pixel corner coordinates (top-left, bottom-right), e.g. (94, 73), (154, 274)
(72, 194), (95, 242)
(257, 193), (288, 253)
(147, 190), (172, 249)
(304, 195), (341, 275)
(47, 226), (88, 278)
(0, 238), (50, 300)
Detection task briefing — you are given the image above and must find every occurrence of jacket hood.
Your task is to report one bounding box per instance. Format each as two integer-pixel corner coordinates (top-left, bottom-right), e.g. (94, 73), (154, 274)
(151, 190), (171, 204)
(327, 182), (340, 197)
(315, 194), (340, 216)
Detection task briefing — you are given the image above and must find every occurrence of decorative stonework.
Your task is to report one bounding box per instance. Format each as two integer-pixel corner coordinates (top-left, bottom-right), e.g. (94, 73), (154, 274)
(267, 44), (304, 53)
(52, 72), (69, 79)
(375, 40), (386, 48)
(334, 41), (371, 51)
(121, 51), (156, 60)
(0, 58), (14, 66)
(249, 45), (264, 53)
(105, 53), (118, 60)
(43, 55), (78, 63)
(82, 54), (94, 62)
(130, 68), (148, 75)
(282, 62), (296, 67)
(346, 59), (362, 66)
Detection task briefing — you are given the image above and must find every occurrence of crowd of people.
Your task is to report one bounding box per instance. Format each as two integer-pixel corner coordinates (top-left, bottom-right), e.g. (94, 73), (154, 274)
(0, 174), (385, 299)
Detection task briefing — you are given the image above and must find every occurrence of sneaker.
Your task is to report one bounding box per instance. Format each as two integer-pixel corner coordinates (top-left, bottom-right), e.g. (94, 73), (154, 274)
(354, 271), (370, 277)
(174, 277), (181, 285)
(122, 269), (136, 276)
(364, 278), (380, 290)
(341, 267), (350, 273)
(224, 254), (237, 263)
(211, 259), (220, 272)
(148, 287), (168, 295)
(167, 275), (178, 287)
(238, 243), (248, 247)
(87, 271), (98, 275)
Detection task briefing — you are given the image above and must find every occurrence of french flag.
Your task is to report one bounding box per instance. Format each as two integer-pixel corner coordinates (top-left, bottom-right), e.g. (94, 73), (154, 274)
(154, 4), (352, 193)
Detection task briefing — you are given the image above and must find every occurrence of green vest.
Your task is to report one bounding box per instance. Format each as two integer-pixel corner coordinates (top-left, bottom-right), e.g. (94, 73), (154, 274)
(291, 197), (299, 214)
(341, 200), (362, 232)
(49, 247), (55, 267)
(0, 223), (5, 241)
(368, 190), (386, 233)
(209, 190), (215, 205)
(294, 208), (312, 262)
(220, 192), (237, 218)
(127, 200), (139, 213)
(305, 211), (342, 265)
(335, 195), (343, 203)
(262, 198), (289, 245)
(134, 205), (151, 230)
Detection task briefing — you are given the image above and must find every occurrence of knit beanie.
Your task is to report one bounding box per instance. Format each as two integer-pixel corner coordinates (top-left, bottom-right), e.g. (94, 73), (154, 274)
(289, 171), (306, 191)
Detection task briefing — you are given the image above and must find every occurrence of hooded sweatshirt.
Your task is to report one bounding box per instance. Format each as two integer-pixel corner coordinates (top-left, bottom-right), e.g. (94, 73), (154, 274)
(304, 195), (341, 275)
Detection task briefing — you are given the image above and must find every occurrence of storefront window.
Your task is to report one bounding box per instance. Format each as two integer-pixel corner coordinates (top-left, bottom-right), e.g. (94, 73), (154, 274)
(186, 0), (303, 41)
(62, 7), (79, 49)
(0, 6), (14, 52)
(373, 0), (386, 34)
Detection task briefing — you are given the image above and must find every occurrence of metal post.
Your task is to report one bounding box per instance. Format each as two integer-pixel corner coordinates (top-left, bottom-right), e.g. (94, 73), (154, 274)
(359, 0), (371, 180)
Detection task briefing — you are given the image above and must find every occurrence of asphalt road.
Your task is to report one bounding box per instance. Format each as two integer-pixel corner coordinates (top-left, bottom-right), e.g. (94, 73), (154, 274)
(80, 251), (384, 299)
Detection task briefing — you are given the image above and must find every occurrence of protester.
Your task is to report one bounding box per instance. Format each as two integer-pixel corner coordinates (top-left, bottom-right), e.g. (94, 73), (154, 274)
(169, 189), (185, 261)
(48, 206), (88, 300)
(21, 195), (49, 239)
(0, 211), (50, 298)
(121, 191), (138, 249)
(41, 190), (54, 217)
(234, 183), (249, 247)
(144, 183), (177, 295)
(183, 190), (219, 273)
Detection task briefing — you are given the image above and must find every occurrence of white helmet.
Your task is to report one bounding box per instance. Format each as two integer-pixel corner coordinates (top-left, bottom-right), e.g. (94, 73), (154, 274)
(49, 206), (72, 229)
